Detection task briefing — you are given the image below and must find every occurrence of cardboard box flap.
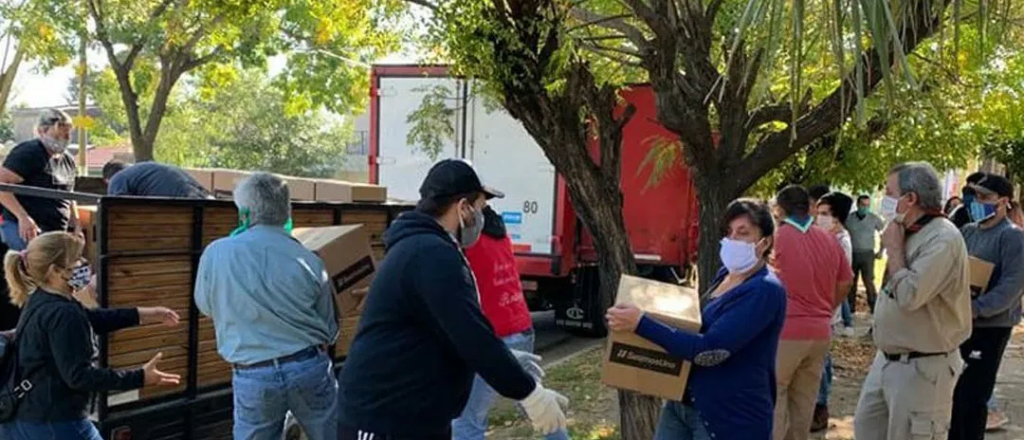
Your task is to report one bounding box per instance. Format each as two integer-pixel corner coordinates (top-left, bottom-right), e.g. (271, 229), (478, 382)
(615, 274), (701, 331)
(969, 256), (995, 296)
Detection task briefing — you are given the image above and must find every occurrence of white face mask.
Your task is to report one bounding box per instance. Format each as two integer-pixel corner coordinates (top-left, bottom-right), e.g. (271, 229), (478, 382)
(719, 238), (759, 274)
(816, 215), (835, 230)
(879, 195), (900, 223)
(40, 133), (69, 154)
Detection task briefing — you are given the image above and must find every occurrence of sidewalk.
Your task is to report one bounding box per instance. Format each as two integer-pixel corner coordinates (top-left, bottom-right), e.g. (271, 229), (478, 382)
(988, 339), (1024, 439)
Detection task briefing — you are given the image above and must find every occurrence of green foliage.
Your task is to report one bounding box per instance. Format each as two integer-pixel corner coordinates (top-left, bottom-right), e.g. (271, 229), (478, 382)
(83, 0), (403, 159)
(404, 85), (457, 160)
(0, 111), (12, 142)
(154, 69), (349, 177)
(0, 0), (78, 72)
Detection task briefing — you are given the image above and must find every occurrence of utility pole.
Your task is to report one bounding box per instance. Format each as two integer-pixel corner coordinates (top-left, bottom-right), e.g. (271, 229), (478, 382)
(76, 27), (87, 175)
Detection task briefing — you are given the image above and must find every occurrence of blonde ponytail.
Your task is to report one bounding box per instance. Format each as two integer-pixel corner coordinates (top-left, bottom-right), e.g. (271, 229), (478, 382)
(4, 250), (32, 307)
(3, 232), (84, 307)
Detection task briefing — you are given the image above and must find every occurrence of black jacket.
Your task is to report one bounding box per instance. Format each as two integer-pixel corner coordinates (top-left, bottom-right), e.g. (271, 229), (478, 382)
(338, 211), (536, 436)
(950, 205), (974, 229)
(14, 290), (143, 421)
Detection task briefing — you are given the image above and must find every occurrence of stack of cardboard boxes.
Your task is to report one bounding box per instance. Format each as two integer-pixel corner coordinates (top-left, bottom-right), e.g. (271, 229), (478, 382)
(183, 168), (388, 203)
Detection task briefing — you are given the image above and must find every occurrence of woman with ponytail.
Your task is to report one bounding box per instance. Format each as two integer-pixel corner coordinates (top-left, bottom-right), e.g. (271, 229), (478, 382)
(0, 232), (182, 440)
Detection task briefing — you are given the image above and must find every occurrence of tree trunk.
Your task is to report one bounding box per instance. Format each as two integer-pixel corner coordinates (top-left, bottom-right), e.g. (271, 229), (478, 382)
(692, 179), (737, 295)
(0, 45), (25, 116)
(557, 149), (661, 440)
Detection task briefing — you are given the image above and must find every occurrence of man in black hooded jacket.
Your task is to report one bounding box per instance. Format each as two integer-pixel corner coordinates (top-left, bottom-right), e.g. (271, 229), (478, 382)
(337, 159), (568, 439)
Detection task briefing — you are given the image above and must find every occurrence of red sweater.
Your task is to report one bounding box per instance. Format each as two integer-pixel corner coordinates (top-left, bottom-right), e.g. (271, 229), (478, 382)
(464, 234), (533, 338)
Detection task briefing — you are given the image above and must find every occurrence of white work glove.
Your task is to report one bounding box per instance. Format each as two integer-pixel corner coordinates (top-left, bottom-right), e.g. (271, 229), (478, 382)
(519, 383), (569, 434)
(510, 349), (545, 381)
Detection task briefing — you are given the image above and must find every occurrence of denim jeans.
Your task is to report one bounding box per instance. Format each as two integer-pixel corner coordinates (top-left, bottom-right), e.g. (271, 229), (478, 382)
(840, 300), (853, 328)
(0, 419), (102, 440)
(451, 329), (569, 440)
(1, 220), (27, 251)
(817, 351), (833, 406)
(988, 395), (999, 411)
(652, 401), (712, 440)
(232, 348), (338, 440)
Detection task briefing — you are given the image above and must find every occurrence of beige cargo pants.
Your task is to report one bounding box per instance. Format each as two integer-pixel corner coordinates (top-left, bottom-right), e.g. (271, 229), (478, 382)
(854, 350), (964, 439)
(773, 339), (830, 440)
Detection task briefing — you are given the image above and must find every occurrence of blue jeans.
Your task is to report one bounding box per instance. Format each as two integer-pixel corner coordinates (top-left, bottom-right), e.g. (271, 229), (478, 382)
(452, 329), (569, 440)
(840, 300), (853, 328)
(817, 352), (833, 406)
(653, 401), (712, 440)
(0, 419), (102, 440)
(232, 348), (338, 440)
(1, 220), (27, 251)
(989, 395), (999, 411)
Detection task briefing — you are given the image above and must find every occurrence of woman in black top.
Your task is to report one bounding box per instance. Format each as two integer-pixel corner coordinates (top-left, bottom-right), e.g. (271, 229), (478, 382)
(0, 232), (181, 440)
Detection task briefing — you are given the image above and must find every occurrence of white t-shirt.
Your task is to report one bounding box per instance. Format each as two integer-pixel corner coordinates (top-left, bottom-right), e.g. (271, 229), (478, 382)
(832, 229), (853, 324)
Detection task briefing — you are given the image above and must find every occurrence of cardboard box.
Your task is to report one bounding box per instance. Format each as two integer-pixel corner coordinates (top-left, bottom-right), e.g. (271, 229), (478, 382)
(969, 256), (995, 297)
(601, 275), (702, 400)
(315, 180), (387, 203)
(277, 175), (316, 201)
(211, 169), (251, 198)
(183, 168), (214, 192)
(335, 316), (361, 357)
(293, 225), (376, 318)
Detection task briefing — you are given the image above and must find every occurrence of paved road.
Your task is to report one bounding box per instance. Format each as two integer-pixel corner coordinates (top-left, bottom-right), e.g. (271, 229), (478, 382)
(532, 310), (604, 366)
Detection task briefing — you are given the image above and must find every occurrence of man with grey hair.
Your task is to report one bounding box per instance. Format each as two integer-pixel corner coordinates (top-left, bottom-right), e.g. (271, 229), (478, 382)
(0, 108), (78, 250)
(854, 161), (972, 440)
(195, 172), (338, 440)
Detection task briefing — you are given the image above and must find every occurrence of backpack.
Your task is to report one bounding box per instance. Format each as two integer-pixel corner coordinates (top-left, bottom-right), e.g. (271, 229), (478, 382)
(0, 302), (44, 422)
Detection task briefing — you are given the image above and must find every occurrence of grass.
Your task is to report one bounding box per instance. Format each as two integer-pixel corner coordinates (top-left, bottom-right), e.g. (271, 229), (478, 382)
(489, 348), (620, 440)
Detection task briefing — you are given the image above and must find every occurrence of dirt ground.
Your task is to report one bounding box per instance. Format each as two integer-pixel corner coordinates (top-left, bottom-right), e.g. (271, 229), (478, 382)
(485, 313), (877, 440)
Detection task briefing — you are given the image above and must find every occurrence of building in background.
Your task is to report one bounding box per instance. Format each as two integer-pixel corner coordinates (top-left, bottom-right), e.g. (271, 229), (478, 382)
(338, 112), (370, 183)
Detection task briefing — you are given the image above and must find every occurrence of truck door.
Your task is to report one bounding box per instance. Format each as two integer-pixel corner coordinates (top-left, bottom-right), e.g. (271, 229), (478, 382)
(465, 86), (558, 256)
(375, 76), (466, 201)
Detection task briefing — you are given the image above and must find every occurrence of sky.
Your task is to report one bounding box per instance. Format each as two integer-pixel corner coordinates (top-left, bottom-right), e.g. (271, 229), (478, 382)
(10, 49), (418, 109)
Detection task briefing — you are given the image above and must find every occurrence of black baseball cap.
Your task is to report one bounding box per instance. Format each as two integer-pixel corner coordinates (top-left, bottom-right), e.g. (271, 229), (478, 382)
(974, 174), (1014, 198)
(419, 159), (504, 201)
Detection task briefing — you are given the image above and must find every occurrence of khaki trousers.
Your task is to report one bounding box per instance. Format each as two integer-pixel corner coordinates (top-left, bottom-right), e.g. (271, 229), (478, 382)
(774, 339), (830, 440)
(854, 350), (963, 440)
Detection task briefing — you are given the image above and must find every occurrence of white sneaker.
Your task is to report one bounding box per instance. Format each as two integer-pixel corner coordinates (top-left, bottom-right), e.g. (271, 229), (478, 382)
(840, 327), (856, 338)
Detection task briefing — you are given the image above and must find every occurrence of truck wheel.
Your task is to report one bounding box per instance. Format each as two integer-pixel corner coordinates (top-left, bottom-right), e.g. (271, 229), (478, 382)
(553, 266), (609, 338)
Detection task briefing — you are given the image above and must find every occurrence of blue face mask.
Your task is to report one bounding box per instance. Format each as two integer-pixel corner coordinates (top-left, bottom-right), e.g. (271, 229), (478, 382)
(969, 201), (997, 222)
(230, 209), (293, 236)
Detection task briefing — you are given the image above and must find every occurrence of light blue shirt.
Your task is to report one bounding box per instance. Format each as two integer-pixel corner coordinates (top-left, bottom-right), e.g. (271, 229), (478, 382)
(195, 225), (338, 364)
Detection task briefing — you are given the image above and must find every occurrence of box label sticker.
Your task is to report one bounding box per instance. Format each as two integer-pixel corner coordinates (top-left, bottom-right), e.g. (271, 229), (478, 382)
(333, 256), (375, 294)
(609, 342), (684, 376)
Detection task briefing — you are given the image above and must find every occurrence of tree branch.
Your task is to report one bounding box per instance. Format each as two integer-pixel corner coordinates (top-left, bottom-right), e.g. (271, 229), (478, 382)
(404, 0), (439, 11)
(570, 8), (648, 50)
(734, 1), (947, 192)
(745, 90), (812, 130)
(182, 46), (226, 71)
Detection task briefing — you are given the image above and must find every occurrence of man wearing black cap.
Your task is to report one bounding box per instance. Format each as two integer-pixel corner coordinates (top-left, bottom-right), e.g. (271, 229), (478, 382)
(949, 173), (1024, 440)
(336, 159), (568, 440)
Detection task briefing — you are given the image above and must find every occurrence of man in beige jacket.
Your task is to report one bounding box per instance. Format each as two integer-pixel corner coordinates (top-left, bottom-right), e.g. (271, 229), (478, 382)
(854, 161), (972, 440)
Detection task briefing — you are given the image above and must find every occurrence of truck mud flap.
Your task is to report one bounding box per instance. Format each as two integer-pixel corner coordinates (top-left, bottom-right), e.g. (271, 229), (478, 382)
(553, 266), (607, 337)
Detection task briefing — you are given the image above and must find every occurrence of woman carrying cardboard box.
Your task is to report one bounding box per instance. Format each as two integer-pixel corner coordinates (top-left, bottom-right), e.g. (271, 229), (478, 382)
(607, 199), (787, 440)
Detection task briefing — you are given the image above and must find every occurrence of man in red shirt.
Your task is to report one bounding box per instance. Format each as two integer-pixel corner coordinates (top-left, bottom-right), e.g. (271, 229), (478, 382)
(772, 185), (853, 440)
(452, 206), (569, 440)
